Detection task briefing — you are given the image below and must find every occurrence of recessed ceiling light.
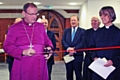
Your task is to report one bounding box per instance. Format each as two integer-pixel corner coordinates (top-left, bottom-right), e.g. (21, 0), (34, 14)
(33, 2), (41, 5)
(0, 2), (3, 4)
(68, 2), (77, 5)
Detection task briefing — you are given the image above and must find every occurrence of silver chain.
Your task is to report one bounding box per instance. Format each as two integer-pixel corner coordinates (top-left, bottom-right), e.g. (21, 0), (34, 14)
(22, 20), (34, 48)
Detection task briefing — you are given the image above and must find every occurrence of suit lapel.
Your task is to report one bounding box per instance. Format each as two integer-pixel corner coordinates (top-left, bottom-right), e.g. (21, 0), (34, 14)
(69, 28), (72, 43)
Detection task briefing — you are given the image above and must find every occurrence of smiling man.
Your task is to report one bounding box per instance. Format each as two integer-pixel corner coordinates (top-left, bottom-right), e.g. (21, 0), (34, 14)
(82, 16), (100, 80)
(62, 15), (85, 80)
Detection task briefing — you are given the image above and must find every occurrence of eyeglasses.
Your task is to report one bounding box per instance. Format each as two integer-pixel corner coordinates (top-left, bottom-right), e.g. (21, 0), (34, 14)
(25, 11), (39, 16)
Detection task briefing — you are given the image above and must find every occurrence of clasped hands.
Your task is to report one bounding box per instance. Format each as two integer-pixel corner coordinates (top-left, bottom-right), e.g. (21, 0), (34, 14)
(22, 48), (35, 56)
(67, 47), (76, 56)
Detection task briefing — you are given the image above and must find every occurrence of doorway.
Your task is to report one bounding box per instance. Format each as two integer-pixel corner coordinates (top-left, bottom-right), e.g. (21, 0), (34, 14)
(38, 10), (65, 61)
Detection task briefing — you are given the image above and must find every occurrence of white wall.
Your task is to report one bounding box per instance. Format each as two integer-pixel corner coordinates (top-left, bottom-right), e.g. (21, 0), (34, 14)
(79, 2), (88, 29)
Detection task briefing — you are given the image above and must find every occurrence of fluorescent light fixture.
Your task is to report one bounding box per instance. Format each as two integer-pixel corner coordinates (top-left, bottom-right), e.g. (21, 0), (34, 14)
(69, 2), (77, 5)
(0, 2), (3, 4)
(44, 5), (52, 9)
(33, 2), (41, 5)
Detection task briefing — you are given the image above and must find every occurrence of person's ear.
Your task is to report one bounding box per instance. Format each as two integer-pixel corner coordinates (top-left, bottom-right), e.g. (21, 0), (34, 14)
(22, 11), (25, 17)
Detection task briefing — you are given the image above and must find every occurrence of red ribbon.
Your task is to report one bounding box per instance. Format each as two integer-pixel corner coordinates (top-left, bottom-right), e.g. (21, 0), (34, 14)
(1, 46), (120, 56)
(54, 46), (120, 53)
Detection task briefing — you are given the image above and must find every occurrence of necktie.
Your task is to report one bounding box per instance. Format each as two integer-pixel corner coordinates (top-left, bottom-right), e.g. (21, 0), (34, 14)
(71, 28), (75, 42)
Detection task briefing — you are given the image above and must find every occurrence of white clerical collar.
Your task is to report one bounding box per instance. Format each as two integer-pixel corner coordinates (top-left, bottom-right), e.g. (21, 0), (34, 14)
(105, 24), (113, 29)
(93, 28), (97, 31)
(23, 19), (33, 26)
(105, 26), (110, 29)
(29, 23), (32, 26)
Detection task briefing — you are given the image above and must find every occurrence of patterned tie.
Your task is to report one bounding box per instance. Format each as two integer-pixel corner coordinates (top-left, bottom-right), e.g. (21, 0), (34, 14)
(71, 28), (75, 42)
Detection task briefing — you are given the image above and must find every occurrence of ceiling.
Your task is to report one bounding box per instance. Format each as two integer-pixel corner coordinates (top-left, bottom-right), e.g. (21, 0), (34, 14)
(0, 0), (87, 9)
(0, 0), (119, 9)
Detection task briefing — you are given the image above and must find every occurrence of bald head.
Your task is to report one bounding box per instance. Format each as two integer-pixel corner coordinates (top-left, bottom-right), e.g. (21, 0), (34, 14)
(91, 16), (100, 30)
(41, 19), (48, 29)
(14, 18), (22, 23)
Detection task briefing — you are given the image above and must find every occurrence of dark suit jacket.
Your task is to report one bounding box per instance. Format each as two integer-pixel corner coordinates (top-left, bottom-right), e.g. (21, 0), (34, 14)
(82, 28), (99, 80)
(47, 30), (56, 65)
(62, 27), (85, 62)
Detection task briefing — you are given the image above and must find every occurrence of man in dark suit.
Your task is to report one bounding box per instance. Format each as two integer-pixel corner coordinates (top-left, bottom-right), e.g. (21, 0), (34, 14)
(41, 18), (56, 80)
(82, 16), (100, 80)
(62, 15), (85, 80)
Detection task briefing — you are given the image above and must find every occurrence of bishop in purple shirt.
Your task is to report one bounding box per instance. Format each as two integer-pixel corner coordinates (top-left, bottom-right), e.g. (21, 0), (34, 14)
(3, 2), (53, 80)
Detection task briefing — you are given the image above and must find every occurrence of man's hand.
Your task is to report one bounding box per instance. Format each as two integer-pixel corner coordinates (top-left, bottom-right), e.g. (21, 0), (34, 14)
(44, 53), (52, 60)
(104, 60), (113, 67)
(94, 57), (98, 60)
(67, 47), (76, 56)
(45, 46), (53, 53)
(44, 46), (53, 60)
(22, 48), (35, 56)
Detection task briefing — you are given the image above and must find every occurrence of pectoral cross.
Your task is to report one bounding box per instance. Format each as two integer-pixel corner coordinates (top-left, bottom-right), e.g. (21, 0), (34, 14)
(29, 43), (34, 49)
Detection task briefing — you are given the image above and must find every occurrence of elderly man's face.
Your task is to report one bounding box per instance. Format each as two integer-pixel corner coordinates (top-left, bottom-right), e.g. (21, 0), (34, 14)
(91, 17), (100, 29)
(41, 19), (48, 29)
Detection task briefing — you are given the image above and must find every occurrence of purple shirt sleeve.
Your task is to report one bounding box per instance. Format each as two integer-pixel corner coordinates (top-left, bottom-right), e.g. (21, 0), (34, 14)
(3, 24), (23, 60)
